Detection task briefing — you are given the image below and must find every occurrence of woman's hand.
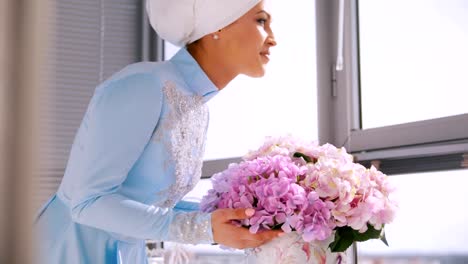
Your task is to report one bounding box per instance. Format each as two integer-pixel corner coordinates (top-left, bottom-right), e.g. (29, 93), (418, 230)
(211, 208), (283, 249)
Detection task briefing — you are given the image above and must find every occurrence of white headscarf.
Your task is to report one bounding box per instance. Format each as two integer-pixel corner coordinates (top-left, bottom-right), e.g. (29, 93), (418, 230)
(146, 0), (261, 47)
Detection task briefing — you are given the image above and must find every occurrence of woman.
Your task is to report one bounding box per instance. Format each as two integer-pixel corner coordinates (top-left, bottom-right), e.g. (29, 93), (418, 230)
(35, 0), (279, 263)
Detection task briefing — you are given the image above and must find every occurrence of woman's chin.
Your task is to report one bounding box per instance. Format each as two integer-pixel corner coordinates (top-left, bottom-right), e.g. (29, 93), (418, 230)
(243, 66), (266, 78)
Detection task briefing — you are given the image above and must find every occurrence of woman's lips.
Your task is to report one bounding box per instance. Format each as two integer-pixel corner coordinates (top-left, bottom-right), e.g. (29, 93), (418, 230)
(260, 52), (270, 62)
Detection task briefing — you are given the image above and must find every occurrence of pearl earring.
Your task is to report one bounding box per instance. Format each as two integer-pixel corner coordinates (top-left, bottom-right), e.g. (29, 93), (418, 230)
(213, 34), (219, 40)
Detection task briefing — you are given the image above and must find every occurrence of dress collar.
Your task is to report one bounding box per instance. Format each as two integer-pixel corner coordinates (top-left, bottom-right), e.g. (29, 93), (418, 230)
(169, 48), (219, 102)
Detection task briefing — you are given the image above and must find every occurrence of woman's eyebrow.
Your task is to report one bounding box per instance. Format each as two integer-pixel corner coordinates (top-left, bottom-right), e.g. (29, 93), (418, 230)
(256, 10), (271, 20)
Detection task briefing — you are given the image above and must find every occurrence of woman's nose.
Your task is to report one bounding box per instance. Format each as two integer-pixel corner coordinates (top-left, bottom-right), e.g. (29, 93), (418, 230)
(267, 35), (277, 47)
(267, 28), (277, 47)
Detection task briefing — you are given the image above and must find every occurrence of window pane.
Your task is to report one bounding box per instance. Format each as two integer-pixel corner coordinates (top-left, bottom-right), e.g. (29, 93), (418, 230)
(358, 169), (468, 263)
(359, 0), (468, 129)
(165, 0), (317, 160)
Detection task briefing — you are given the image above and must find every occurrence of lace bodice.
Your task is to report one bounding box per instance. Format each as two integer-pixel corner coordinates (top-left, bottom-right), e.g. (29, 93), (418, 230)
(151, 81), (209, 208)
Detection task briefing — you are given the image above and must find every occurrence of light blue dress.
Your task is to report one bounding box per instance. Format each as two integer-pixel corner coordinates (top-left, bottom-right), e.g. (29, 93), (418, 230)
(35, 48), (219, 264)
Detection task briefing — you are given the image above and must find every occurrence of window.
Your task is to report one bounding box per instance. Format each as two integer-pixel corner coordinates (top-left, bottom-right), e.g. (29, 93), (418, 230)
(316, 0), (468, 175)
(359, 0), (468, 129)
(358, 169), (468, 263)
(316, 0), (468, 262)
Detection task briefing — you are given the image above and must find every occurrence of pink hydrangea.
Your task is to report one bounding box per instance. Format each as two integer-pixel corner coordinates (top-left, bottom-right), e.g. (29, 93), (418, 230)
(200, 135), (397, 245)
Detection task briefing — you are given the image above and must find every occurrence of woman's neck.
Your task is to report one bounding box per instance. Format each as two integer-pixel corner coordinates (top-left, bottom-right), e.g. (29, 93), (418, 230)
(187, 44), (237, 90)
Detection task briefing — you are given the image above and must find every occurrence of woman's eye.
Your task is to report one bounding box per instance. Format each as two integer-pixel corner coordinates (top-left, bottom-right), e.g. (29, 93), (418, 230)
(257, 18), (267, 26)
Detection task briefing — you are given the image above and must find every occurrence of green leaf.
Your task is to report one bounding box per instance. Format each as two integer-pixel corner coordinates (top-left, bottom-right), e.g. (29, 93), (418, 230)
(328, 224), (386, 253)
(293, 152), (312, 163)
(353, 224), (382, 242)
(329, 227), (355, 252)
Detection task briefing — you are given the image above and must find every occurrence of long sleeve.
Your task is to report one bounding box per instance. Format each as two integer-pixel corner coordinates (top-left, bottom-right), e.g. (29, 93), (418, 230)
(59, 72), (214, 244)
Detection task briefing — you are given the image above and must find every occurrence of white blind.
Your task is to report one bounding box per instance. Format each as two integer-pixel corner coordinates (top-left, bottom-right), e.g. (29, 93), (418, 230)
(35, 0), (142, 211)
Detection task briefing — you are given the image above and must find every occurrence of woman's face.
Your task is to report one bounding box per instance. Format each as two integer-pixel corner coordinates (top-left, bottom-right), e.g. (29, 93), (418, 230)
(221, 0), (276, 77)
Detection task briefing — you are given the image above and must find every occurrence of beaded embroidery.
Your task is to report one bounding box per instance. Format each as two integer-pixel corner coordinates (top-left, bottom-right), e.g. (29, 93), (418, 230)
(152, 81), (208, 208)
(168, 212), (213, 244)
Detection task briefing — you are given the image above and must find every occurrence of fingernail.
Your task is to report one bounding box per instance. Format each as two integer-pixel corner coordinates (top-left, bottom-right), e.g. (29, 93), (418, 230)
(245, 208), (255, 217)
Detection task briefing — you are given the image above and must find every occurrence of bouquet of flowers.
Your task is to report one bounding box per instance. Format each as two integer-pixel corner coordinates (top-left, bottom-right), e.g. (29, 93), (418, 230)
(201, 136), (397, 252)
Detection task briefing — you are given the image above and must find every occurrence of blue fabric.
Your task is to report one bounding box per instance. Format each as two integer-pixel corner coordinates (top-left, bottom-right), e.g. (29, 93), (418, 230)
(35, 48), (219, 264)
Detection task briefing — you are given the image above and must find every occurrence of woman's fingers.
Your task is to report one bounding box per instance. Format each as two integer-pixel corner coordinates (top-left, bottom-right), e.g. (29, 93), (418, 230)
(236, 232), (282, 249)
(232, 226), (283, 249)
(211, 208), (284, 249)
(256, 229), (283, 242)
(213, 208), (255, 221)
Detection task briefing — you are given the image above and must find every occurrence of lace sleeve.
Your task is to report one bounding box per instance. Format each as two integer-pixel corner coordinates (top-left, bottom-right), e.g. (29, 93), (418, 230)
(167, 211), (214, 244)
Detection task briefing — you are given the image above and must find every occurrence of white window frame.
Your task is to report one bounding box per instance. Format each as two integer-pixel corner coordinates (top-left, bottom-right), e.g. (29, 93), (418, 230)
(315, 0), (468, 175)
